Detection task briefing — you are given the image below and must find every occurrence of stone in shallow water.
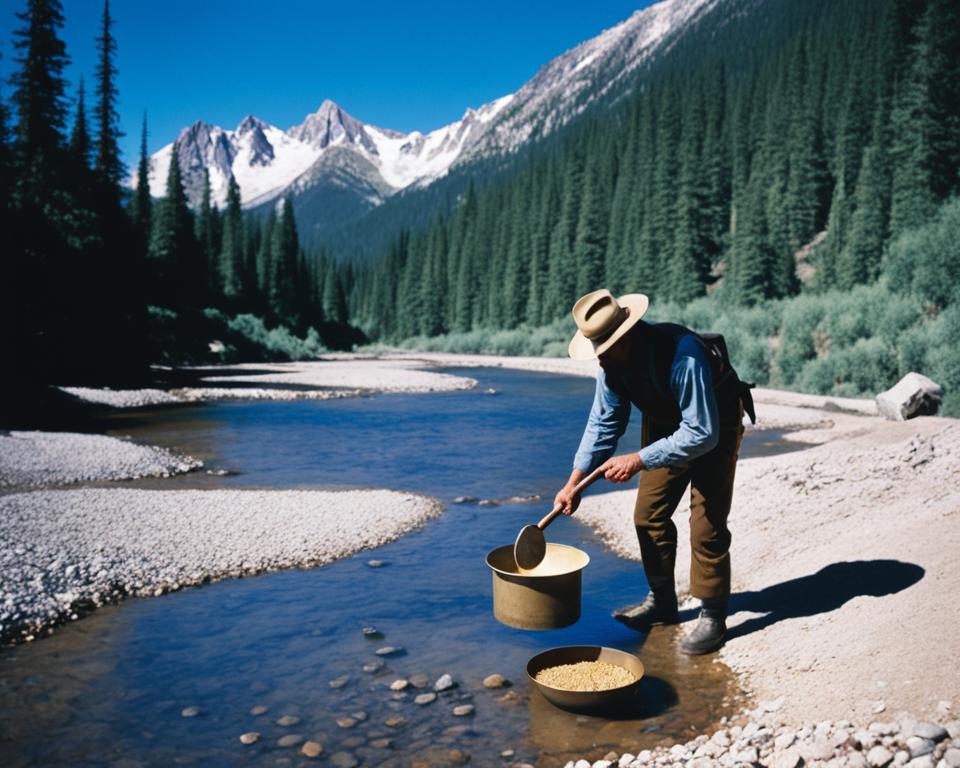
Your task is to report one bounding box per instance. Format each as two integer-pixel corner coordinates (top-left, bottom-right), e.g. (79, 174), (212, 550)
(452, 704), (475, 717)
(375, 646), (402, 657)
(370, 738), (393, 749)
(180, 706), (200, 718)
(390, 679), (409, 691)
(367, 559), (385, 568)
(277, 733), (303, 747)
(362, 626), (383, 639)
(329, 675), (350, 688)
(385, 715), (406, 727)
(249, 704), (268, 716)
(350, 711), (368, 722)
(239, 732), (260, 745)
(336, 717), (357, 729)
(447, 749), (470, 765)
(483, 673), (509, 688)
(300, 741), (323, 758)
(362, 660), (384, 673)
(415, 692), (437, 706)
(434, 673), (456, 691)
(330, 752), (358, 768)
(276, 714), (300, 727)
(409, 674), (430, 688)
(452, 496), (479, 504)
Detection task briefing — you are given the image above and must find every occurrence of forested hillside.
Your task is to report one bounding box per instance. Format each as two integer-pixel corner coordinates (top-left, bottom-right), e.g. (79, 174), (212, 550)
(345, 0), (960, 338)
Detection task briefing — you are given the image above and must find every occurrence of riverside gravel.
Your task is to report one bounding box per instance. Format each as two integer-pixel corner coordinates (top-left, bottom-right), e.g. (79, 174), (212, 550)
(0, 487), (441, 643)
(0, 430), (202, 488)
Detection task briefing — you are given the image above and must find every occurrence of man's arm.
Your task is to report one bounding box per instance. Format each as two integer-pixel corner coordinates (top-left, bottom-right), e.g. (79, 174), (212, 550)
(556, 366), (630, 514)
(638, 336), (720, 469)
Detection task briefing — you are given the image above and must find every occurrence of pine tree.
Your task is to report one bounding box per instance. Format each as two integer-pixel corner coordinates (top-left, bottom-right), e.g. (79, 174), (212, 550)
(148, 141), (196, 307)
(130, 111), (152, 246)
(69, 77), (91, 168)
(219, 173), (243, 301)
(194, 169), (215, 301)
(93, 0), (123, 190)
(269, 198), (299, 322)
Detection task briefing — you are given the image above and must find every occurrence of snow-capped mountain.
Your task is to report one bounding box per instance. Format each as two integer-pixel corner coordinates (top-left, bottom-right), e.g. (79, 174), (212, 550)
(137, 0), (715, 211)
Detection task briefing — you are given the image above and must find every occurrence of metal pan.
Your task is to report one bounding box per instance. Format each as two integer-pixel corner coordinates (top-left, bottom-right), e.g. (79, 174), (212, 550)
(486, 543), (589, 630)
(527, 645), (645, 714)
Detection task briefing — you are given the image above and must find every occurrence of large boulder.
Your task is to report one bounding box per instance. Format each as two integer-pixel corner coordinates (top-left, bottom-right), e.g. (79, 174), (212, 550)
(875, 372), (944, 420)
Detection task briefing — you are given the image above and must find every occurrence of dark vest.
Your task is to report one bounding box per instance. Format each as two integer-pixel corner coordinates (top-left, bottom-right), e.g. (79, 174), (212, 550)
(603, 321), (741, 438)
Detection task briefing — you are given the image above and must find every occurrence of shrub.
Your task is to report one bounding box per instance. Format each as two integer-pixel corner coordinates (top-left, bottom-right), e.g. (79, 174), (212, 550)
(887, 196), (960, 309)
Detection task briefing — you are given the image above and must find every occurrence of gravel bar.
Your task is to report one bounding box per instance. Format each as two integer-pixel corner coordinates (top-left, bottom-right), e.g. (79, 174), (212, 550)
(0, 487), (442, 644)
(0, 430), (202, 489)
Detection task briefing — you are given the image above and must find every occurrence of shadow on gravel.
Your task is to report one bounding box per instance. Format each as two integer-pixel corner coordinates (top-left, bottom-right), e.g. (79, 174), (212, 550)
(726, 559), (925, 640)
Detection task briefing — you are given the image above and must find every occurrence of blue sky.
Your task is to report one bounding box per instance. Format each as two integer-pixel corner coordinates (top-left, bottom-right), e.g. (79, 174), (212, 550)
(1, 1), (654, 166)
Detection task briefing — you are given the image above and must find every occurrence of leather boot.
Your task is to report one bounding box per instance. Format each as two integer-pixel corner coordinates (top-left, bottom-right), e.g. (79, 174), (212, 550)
(679, 597), (727, 655)
(613, 585), (679, 631)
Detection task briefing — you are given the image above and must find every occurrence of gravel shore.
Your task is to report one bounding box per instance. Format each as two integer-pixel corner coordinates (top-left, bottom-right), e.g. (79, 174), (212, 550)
(0, 430), (202, 489)
(0, 488), (441, 644)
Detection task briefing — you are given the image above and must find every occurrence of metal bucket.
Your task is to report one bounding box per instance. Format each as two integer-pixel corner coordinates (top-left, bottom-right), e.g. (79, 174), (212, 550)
(527, 645), (645, 714)
(485, 543), (589, 630)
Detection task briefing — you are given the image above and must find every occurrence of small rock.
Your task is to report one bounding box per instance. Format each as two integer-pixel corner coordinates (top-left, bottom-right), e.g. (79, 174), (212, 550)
(775, 732), (797, 750)
(351, 711), (368, 722)
(904, 757), (933, 768)
(873, 701), (887, 714)
(329, 675), (350, 688)
(867, 745), (894, 767)
(370, 738), (393, 749)
(336, 717), (357, 729)
(249, 705), (268, 716)
(497, 690), (518, 702)
(912, 723), (947, 743)
(384, 715), (406, 727)
(330, 752), (358, 768)
(447, 748), (470, 765)
(774, 748), (803, 768)
(301, 741), (323, 758)
(180, 706), (200, 718)
(452, 496), (479, 504)
(277, 734), (303, 747)
(591, 761), (612, 768)
(362, 626), (383, 639)
(362, 660), (384, 673)
(617, 754), (634, 767)
(409, 674), (430, 688)
(367, 559), (385, 568)
(452, 704), (475, 717)
(239, 732), (260, 745)
(478, 499), (498, 507)
(736, 746), (759, 763)
(435, 673), (456, 691)
(942, 748), (960, 768)
(415, 692), (437, 705)
(848, 753), (868, 768)
(390, 679), (410, 691)
(483, 674), (509, 689)
(501, 749), (516, 758)
(906, 737), (935, 759)
(276, 715), (301, 727)
(376, 646), (402, 657)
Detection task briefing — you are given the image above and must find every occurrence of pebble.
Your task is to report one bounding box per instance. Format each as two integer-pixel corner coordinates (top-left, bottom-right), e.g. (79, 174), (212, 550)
(180, 706), (201, 718)
(452, 704), (475, 717)
(277, 734), (303, 747)
(362, 660), (384, 673)
(906, 736), (935, 758)
(336, 717), (357, 729)
(249, 704), (268, 716)
(361, 626), (383, 639)
(385, 715), (406, 727)
(867, 745), (894, 767)
(452, 496), (479, 504)
(943, 748), (960, 767)
(478, 499), (498, 506)
(912, 723), (947, 742)
(367, 559), (385, 568)
(409, 674), (430, 688)
(376, 646), (402, 656)
(774, 748), (803, 768)
(390, 679), (410, 691)
(329, 675), (350, 688)
(276, 715), (300, 727)
(330, 752), (358, 768)
(502, 749), (516, 758)
(483, 673), (509, 688)
(905, 757), (934, 768)
(239, 732), (260, 745)
(435, 673), (456, 691)
(447, 749), (470, 765)
(415, 692), (437, 705)
(370, 738), (393, 749)
(350, 711), (368, 722)
(300, 741), (323, 758)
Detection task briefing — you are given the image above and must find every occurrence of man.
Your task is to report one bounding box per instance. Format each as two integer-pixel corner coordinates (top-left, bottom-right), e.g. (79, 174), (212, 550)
(554, 289), (753, 655)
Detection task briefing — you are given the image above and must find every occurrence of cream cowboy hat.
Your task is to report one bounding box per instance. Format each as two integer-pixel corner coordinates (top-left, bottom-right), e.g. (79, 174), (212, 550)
(567, 289), (649, 360)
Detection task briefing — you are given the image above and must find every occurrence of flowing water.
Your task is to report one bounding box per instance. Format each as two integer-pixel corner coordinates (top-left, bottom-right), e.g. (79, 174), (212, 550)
(0, 367), (791, 767)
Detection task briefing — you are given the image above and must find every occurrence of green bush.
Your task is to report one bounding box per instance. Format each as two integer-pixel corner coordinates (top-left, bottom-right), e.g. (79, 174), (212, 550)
(887, 196), (960, 309)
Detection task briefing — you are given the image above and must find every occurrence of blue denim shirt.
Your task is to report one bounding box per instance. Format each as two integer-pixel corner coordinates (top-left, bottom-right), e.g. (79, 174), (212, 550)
(572, 335), (720, 472)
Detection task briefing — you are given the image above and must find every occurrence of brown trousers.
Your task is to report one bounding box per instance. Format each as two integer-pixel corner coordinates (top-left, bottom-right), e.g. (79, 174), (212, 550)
(634, 402), (744, 600)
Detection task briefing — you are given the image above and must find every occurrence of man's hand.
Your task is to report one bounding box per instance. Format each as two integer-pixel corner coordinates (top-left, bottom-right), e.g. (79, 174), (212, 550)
(554, 484), (582, 516)
(599, 453), (644, 483)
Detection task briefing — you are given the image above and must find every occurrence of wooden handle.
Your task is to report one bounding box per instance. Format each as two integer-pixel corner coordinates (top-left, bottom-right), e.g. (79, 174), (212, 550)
(537, 466), (607, 530)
